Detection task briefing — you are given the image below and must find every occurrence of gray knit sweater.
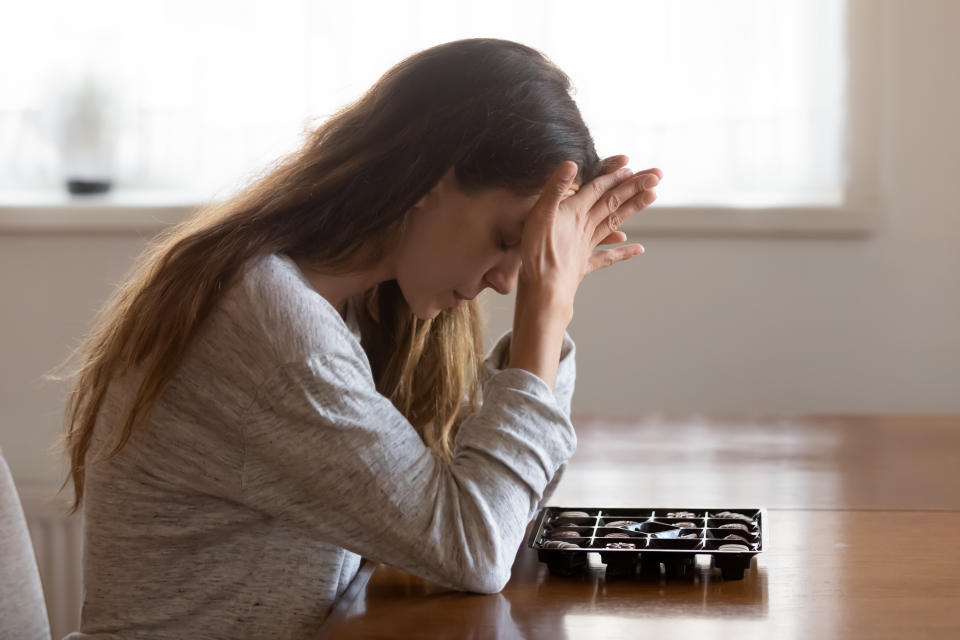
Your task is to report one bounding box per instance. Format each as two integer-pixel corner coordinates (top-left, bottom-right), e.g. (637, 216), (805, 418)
(65, 252), (577, 639)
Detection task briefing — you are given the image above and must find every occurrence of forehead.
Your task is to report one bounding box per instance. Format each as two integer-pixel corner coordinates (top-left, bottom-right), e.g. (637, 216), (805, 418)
(440, 167), (581, 228)
(482, 183), (580, 228)
(487, 188), (540, 219)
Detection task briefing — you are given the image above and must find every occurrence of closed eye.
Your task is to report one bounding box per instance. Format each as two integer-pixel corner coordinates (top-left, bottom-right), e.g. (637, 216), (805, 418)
(499, 235), (519, 252)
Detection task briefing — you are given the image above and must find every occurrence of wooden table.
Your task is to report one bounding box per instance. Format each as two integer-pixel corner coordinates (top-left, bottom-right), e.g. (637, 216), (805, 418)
(318, 414), (960, 639)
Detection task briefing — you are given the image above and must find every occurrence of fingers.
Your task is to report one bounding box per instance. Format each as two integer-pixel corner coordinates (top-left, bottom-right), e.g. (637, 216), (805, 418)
(536, 161), (580, 218)
(588, 170), (660, 242)
(562, 160), (647, 225)
(584, 243), (645, 276)
(633, 167), (663, 181)
(561, 156), (627, 200)
(597, 230), (627, 245)
(601, 155), (629, 173)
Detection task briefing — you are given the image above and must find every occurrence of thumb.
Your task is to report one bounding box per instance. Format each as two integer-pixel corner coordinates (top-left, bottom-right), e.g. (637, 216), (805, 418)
(538, 161), (578, 217)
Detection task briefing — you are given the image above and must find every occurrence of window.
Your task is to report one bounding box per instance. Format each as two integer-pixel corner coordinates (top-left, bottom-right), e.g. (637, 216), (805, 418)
(1, 0), (878, 234)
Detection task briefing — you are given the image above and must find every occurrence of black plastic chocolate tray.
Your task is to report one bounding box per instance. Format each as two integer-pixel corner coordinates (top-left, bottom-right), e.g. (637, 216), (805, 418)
(527, 506), (765, 580)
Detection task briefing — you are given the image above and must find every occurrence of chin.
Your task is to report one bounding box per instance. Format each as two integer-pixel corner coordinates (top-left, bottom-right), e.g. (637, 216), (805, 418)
(412, 308), (439, 321)
(404, 296), (439, 321)
(401, 287), (445, 321)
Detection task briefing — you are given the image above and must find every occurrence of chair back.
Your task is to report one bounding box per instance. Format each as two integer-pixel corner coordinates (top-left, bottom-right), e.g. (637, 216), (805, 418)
(0, 449), (52, 640)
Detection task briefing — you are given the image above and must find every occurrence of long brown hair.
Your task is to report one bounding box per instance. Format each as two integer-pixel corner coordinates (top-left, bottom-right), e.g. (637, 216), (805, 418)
(49, 38), (606, 515)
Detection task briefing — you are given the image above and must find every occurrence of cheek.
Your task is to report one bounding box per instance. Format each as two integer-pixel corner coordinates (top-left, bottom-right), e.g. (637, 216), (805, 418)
(396, 227), (462, 297)
(400, 208), (494, 290)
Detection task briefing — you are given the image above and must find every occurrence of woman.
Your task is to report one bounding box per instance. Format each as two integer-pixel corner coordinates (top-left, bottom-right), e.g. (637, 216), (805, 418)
(55, 38), (661, 638)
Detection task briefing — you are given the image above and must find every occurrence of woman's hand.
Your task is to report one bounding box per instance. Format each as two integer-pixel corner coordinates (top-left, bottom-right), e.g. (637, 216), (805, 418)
(516, 154), (662, 320)
(580, 155), (662, 250)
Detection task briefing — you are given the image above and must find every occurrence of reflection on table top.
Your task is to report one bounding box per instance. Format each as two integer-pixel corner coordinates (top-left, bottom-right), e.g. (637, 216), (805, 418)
(318, 414), (960, 639)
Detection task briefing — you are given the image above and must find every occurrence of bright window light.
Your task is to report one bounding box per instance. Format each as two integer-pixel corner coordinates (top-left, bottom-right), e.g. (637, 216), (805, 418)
(0, 0), (847, 207)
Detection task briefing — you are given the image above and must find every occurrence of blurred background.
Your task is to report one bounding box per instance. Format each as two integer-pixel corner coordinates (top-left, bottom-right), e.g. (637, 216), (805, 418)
(0, 1), (957, 636)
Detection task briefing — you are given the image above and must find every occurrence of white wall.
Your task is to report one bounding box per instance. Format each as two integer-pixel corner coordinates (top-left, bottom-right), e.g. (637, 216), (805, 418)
(2, 0), (959, 491)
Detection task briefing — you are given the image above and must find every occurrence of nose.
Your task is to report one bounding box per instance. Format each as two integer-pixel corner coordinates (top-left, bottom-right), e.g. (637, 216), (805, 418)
(483, 253), (522, 295)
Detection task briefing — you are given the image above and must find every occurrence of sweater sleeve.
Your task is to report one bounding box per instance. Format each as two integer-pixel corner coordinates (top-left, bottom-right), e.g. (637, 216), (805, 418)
(240, 343), (577, 595)
(480, 329), (576, 522)
(481, 328), (576, 423)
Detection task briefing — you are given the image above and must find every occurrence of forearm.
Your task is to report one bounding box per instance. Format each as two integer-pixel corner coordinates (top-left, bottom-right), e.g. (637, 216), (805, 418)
(508, 303), (570, 391)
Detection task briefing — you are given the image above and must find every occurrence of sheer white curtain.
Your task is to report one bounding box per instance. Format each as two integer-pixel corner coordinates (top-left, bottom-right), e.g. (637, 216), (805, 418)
(0, 0), (846, 207)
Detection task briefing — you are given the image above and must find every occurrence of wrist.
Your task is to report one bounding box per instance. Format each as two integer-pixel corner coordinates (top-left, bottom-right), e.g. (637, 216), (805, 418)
(513, 284), (573, 330)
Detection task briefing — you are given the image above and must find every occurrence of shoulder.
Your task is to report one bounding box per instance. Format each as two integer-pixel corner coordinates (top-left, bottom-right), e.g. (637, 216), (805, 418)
(224, 253), (369, 370)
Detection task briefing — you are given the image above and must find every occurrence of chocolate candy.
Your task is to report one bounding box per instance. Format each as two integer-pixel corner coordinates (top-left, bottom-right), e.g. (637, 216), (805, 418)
(718, 543), (750, 552)
(714, 511), (753, 522)
(604, 532), (632, 538)
(723, 534), (749, 542)
(604, 520), (640, 527)
(543, 540), (581, 549)
(557, 511), (589, 518)
(548, 530), (581, 539)
(680, 533), (699, 539)
(667, 511), (697, 518)
(719, 523), (750, 531)
(604, 542), (637, 549)
(675, 522), (697, 528)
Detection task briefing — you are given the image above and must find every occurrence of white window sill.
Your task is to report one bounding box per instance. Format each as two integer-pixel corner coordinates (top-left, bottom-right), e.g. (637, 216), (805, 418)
(627, 202), (882, 237)
(0, 189), (215, 233)
(0, 189), (882, 237)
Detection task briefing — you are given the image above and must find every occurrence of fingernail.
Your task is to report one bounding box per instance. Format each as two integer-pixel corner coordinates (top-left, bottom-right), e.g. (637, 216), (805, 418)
(617, 167), (632, 178)
(642, 175), (658, 188)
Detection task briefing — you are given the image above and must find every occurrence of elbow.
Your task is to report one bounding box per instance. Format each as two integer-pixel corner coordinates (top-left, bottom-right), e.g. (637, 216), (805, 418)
(459, 565), (511, 595)
(458, 535), (516, 594)
(449, 541), (512, 594)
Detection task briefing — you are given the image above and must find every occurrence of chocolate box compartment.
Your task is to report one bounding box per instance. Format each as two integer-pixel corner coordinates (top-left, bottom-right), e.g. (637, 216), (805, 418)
(591, 538), (648, 551)
(609, 520), (685, 538)
(702, 538), (759, 552)
(639, 552), (697, 578)
(703, 527), (760, 543)
(707, 517), (759, 530)
(591, 509), (656, 520)
(600, 518), (643, 528)
(646, 537), (704, 551)
(652, 518), (702, 530)
(536, 546), (588, 576)
(597, 529), (647, 540)
(708, 510), (759, 523)
(545, 526), (592, 541)
(650, 509), (708, 519)
(548, 516), (596, 528)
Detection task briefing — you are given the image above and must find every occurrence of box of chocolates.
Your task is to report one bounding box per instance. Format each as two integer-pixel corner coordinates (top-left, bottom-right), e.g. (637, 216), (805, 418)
(527, 507), (765, 580)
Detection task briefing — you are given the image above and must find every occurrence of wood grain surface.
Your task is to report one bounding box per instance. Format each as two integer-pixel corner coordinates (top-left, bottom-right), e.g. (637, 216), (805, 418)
(318, 414), (960, 639)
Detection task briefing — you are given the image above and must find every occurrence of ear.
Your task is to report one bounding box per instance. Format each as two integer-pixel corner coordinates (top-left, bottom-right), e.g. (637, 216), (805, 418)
(413, 166), (456, 211)
(437, 166), (458, 192)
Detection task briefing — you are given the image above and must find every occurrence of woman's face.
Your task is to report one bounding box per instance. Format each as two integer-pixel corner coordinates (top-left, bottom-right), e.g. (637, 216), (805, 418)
(394, 167), (543, 320)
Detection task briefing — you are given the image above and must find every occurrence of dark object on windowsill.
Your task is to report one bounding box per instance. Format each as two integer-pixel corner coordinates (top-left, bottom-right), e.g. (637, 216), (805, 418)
(67, 179), (112, 195)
